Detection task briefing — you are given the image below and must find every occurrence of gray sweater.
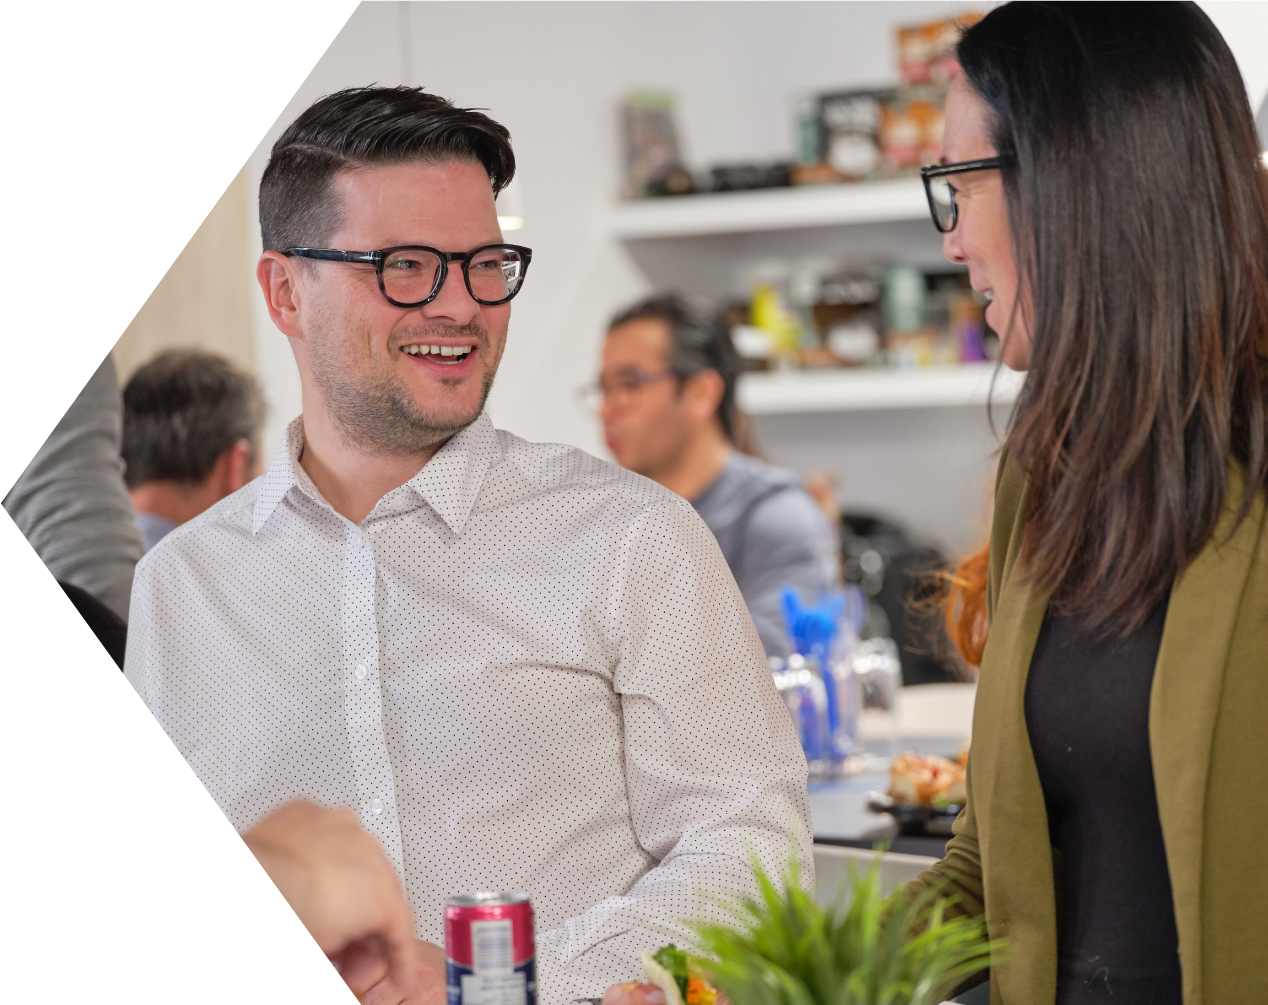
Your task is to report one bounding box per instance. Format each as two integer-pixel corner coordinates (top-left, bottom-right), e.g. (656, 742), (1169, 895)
(3, 356), (145, 620)
(691, 452), (838, 657)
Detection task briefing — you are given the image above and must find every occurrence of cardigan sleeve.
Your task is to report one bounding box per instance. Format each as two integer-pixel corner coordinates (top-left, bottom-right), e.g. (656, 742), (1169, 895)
(898, 770), (986, 922)
(894, 449), (1031, 922)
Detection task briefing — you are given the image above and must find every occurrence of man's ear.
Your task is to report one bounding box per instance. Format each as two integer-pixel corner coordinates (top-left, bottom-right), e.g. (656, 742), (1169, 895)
(217, 439), (253, 498)
(257, 251), (306, 338)
(683, 369), (726, 425)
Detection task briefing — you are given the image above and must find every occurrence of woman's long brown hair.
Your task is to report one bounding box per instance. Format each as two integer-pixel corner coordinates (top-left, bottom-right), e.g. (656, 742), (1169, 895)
(959, 3), (1268, 635)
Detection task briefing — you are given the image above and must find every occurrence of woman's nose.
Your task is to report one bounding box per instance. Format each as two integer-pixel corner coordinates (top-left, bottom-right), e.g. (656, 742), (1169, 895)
(942, 226), (967, 264)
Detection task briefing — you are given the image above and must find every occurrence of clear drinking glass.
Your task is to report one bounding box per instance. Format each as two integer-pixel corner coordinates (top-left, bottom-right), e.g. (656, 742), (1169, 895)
(853, 636), (903, 758)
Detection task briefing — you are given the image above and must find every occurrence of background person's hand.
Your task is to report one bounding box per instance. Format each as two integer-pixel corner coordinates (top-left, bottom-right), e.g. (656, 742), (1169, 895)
(242, 800), (420, 993)
(603, 981), (666, 1005)
(341, 938), (446, 1005)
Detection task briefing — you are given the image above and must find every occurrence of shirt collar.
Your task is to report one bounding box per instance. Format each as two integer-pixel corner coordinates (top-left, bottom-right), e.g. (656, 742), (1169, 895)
(252, 418), (309, 534)
(251, 412), (500, 535)
(404, 410), (498, 535)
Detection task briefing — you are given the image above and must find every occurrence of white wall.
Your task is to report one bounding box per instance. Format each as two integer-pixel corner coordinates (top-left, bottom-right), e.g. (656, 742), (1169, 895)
(113, 167), (257, 386)
(248, 1), (1268, 554)
(249, 1), (983, 538)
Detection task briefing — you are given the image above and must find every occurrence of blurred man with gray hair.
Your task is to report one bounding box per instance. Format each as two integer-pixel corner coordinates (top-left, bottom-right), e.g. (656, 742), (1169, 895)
(122, 349), (264, 551)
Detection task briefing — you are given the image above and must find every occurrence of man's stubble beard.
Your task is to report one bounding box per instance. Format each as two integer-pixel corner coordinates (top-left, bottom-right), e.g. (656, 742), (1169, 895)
(307, 314), (499, 457)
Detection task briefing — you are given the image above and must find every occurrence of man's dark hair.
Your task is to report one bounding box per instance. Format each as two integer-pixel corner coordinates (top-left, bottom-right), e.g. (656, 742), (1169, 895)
(609, 293), (744, 444)
(122, 350), (264, 488)
(260, 86), (516, 253)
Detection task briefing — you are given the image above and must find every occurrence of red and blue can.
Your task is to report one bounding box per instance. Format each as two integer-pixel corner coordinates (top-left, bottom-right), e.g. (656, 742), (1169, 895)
(445, 892), (536, 1005)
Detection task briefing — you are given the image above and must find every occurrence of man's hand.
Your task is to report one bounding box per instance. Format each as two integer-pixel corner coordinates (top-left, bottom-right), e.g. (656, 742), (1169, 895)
(603, 982), (666, 1005)
(243, 800), (420, 992)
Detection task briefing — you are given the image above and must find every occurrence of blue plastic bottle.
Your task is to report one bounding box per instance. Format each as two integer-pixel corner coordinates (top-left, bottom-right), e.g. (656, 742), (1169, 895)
(779, 586), (864, 773)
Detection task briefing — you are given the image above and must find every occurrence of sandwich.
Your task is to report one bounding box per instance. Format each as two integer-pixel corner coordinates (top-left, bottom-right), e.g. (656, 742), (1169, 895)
(640, 945), (719, 1005)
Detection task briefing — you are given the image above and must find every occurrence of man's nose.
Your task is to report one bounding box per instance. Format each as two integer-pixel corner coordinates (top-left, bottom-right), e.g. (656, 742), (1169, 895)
(597, 389), (616, 424)
(421, 261), (480, 323)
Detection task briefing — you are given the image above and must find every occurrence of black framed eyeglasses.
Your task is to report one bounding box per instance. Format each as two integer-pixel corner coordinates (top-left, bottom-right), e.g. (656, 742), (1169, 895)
(920, 158), (1007, 233)
(575, 368), (681, 412)
(284, 243), (532, 308)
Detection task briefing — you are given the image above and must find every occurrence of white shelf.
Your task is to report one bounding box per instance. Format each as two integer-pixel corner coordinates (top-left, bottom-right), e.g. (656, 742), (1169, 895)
(612, 178), (930, 240)
(737, 363), (1025, 415)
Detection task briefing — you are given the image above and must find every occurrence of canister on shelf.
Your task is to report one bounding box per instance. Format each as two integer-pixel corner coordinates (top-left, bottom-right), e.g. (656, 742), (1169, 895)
(817, 89), (889, 181)
(950, 293), (988, 363)
(750, 282), (803, 362)
(883, 265), (927, 334)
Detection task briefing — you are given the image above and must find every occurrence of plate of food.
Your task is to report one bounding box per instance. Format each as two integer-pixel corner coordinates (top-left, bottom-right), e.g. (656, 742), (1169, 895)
(867, 747), (968, 836)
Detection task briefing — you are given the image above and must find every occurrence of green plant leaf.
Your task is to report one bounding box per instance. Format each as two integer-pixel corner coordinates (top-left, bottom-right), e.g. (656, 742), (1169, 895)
(687, 850), (1004, 1005)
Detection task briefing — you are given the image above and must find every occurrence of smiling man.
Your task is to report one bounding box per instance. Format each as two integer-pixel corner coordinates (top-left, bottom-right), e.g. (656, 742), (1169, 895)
(123, 87), (810, 1005)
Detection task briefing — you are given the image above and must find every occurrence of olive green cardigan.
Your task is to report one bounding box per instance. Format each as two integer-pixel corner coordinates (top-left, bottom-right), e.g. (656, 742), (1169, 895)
(904, 455), (1268, 1004)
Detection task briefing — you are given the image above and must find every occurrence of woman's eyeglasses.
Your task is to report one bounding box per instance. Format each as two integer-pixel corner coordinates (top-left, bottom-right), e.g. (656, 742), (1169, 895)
(919, 157), (1007, 233)
(284, 244), (532, 308)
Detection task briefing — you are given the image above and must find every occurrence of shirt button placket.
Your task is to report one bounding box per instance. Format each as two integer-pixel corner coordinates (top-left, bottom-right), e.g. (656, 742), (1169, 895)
(342, 526), (404, 879)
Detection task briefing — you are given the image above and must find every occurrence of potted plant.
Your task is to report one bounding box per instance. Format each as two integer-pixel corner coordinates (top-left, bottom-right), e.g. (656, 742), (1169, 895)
(647, 853), (1001, 1005)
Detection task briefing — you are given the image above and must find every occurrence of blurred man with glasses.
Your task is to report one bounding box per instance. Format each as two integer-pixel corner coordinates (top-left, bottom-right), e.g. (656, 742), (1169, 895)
(124, 88), (810, 1005)
(593, 295), (837, 657)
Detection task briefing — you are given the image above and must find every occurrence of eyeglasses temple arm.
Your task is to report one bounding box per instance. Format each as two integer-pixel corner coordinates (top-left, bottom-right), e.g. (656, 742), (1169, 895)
(285, 248), (378, 264)
(920, 156), (1007, 180)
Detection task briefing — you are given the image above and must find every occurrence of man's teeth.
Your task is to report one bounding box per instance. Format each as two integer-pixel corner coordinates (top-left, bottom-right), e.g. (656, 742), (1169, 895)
(401, 344), (474, 360)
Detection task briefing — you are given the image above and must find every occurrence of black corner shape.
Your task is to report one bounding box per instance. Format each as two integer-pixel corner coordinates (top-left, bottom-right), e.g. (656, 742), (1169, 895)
(57, 580), (126, 664)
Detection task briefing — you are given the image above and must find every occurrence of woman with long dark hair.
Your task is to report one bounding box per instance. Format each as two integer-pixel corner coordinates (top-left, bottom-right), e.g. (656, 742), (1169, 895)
(905, 4), (1268, 1003)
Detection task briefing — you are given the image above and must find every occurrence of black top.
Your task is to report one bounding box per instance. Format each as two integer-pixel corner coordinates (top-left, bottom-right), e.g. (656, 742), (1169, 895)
(60, 581), (127, 669)
(1024, 599), (1182, 1004)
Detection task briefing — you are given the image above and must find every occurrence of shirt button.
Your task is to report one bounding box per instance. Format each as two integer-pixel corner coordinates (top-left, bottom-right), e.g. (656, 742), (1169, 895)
(355, 664), (368, 680)
(370, 798), (384, 815)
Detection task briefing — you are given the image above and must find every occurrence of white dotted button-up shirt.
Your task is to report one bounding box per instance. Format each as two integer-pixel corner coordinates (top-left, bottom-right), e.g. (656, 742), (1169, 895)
(125, 412), (812, 1003)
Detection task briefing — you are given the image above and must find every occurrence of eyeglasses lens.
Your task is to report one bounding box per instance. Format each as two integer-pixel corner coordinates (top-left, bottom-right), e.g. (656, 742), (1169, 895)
(577, 374), (661, 414)
(380, 247), (526, 306)
(382, 249), (443, 303)
(927, 176), (956, 232)
(468, 247), (526, 304)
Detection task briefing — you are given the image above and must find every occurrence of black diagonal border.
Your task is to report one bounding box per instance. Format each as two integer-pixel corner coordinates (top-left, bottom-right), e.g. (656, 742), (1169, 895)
(12, 7), (362, 993)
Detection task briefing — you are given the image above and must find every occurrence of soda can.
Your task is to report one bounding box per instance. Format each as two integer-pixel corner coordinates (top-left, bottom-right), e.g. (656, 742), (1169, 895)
(445, 892), (536, 1005)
